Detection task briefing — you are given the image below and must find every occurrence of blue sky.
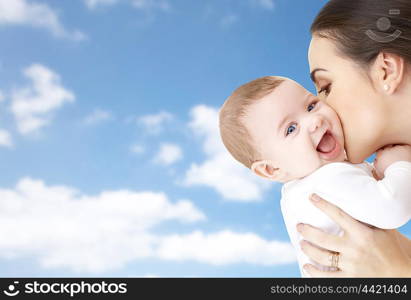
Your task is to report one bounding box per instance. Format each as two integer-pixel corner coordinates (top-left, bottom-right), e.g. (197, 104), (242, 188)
(0, 0), (409, 278)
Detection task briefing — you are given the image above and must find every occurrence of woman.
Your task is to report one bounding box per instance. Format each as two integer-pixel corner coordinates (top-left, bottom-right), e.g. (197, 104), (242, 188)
(299, 0), (411, 277)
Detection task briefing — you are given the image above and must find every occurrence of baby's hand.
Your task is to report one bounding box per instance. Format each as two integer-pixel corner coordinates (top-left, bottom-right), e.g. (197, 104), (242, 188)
(374, 144), (411, 179)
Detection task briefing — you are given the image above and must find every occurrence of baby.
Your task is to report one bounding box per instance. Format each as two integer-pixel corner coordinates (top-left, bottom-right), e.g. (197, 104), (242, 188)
(219, 76), (411, 276)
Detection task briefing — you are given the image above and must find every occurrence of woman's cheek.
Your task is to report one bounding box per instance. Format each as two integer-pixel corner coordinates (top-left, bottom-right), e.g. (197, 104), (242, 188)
(325, 92), (362, 162)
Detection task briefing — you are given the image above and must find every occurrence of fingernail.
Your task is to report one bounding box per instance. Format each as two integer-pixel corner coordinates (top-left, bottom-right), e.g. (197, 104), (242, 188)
(297, 223), (304, 232)
(310, 194), (321, 202)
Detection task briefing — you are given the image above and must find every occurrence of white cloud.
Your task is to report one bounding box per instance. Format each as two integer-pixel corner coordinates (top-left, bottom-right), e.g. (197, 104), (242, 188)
(255, 0), (275, 10)
(0, 129), (13, 148)
(138, 111), (173, 135)
(0, 178), (295, 273)
(220, 14), (238, 28)
(142, 274), (160, 278)
(0, 90), (4, 102)
(0, 177), (205, 273)
(130, 143), (145, 154)
(84, 0), (118, 9)
(183, 105), (272, 202)
(83, 109), (112, 125)
(154, 143), (182, 165)
(0, 0), (86, 41)
(10, 64), (75, 135)
(156, 230), (296, 265)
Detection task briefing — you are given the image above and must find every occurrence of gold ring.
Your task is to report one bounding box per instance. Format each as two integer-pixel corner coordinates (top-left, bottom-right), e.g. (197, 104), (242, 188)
(330, 251), (340, 269)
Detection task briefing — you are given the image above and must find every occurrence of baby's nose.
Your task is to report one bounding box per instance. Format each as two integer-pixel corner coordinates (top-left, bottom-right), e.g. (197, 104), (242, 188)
(309, 116), (323, 133)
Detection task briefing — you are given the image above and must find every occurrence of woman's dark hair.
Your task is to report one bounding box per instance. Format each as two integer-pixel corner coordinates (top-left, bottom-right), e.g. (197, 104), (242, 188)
(311, 0), (411, 68)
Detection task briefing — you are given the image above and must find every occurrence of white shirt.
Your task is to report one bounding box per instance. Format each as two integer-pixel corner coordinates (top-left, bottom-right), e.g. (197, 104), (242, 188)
(280, 161), (411, 277)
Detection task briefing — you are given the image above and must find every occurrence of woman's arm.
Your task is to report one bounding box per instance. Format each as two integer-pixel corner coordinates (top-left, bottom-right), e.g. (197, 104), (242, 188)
(298, 194), (411, 277)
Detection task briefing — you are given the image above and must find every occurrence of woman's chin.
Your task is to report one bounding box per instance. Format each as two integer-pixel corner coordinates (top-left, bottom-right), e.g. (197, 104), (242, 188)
(345, 143), (374, 164)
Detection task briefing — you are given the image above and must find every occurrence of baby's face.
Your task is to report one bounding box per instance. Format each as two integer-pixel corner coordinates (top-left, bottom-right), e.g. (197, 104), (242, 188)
(243, 79), (346, 181)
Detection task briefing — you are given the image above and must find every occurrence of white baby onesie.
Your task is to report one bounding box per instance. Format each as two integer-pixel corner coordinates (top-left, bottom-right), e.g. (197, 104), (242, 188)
(280, 161), (411, 277)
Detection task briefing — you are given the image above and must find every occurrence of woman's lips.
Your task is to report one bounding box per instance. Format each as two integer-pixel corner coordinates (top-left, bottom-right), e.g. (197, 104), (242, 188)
(316, 131), (341, 160)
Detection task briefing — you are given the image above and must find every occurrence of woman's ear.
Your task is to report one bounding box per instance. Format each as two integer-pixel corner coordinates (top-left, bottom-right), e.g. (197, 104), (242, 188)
(371, 52), (405, 94)
(251, 160), (287, 182)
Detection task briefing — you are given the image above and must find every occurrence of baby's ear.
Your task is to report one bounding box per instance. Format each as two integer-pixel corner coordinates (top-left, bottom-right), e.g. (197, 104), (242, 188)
(251, 160), (286, 182)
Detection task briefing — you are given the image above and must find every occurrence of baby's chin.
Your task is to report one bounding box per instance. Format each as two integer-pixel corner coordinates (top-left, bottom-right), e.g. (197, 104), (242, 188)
(285, 143), (347, 182)
(292, 155), (345, 181)
(286, 163), (325, 181)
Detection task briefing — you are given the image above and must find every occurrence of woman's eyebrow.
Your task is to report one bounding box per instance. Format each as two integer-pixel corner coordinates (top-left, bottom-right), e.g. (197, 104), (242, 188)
(310, 68), (327, 83)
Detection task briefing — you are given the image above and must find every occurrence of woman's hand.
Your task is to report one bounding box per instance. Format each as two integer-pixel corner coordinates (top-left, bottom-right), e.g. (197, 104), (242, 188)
(297, 194), (411, 277)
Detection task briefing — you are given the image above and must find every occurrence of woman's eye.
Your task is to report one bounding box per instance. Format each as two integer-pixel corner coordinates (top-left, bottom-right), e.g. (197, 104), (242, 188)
(307, 101), (317, 112)
(318, 83), (331, 96)
(286, 124), (297, 136)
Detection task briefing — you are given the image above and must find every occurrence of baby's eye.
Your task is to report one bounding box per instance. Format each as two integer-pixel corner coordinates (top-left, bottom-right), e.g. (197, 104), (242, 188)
(286, 124), (297, 136)
(307, 101), (317, 112)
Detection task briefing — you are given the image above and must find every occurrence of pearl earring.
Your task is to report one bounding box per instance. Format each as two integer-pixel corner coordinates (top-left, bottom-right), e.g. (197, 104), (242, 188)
(383, 84), (390, 91)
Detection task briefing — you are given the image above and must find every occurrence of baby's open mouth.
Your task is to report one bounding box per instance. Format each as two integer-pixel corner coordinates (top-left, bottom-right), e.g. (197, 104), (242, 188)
(316, 130), (336, 153)
(316, 130), (341, 160)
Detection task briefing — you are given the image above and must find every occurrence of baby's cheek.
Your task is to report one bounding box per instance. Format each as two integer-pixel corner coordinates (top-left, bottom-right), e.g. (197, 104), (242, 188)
(297, 152), (321, 176)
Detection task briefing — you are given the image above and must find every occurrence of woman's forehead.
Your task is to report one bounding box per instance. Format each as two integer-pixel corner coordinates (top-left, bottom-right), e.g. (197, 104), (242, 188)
(308, 36), (339, 68)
